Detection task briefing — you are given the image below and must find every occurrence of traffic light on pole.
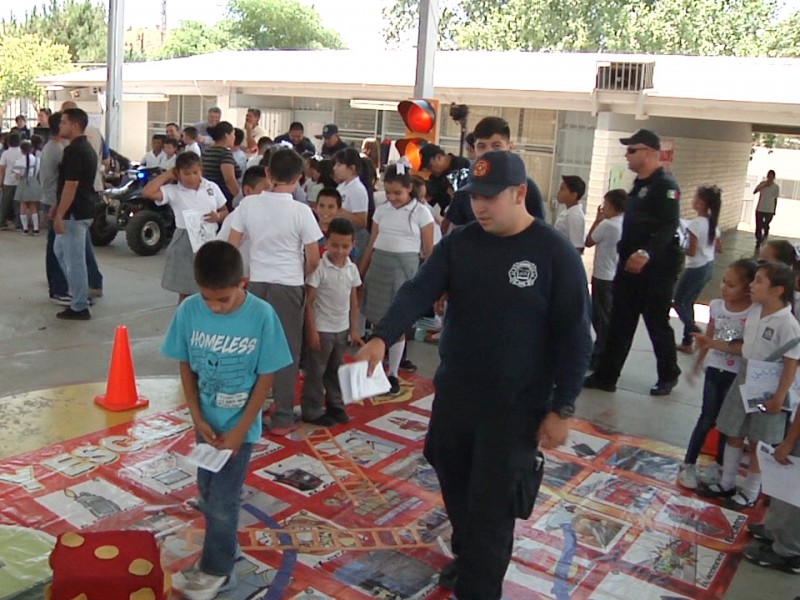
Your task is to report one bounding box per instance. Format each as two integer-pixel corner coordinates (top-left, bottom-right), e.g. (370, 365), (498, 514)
(396, 98), (440, 171)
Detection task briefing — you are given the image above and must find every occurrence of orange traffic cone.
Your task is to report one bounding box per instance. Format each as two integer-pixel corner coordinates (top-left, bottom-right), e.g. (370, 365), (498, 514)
(95, 325), (149, 411)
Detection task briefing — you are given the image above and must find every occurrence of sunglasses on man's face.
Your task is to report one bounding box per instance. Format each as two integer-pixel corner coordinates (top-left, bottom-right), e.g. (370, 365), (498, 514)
(626, 146), (648, 155)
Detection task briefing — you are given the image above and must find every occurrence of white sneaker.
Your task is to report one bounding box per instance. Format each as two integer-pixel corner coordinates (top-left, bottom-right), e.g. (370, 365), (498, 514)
(173, 569), (228, 600)
(698, 463), (722, 485)
(678, 464), (698, 489)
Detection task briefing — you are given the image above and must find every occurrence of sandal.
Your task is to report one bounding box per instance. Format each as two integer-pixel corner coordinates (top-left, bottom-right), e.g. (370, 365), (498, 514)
(697, 483), (736, 498)
(724, 492), (757, 510)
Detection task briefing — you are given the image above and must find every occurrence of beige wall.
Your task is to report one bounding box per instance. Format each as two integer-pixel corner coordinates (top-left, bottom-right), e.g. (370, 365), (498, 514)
(119, 101), (149, 161)
(586, 114), (752, 232)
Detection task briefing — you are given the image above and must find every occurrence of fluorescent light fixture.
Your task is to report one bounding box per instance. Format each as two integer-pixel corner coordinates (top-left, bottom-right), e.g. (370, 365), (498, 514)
(350, 99), (401, 111)
(122, 93), (169, 102)
(45, 85), (65, 91)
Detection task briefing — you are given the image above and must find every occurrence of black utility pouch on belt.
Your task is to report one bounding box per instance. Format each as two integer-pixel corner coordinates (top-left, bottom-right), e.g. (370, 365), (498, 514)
(514, 451), (545, 519)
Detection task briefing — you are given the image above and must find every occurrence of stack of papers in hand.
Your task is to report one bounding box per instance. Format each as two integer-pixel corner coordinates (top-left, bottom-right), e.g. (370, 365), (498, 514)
(758, 442), (800, 509)
(338, 361), (391, 404)
(186, 443), (233, 473)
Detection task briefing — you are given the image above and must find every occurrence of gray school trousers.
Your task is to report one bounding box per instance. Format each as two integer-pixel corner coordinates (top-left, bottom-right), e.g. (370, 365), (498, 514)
(249, 282), (304, 429)
(764, 439), (800, 557)
(301, 330), (348, 420)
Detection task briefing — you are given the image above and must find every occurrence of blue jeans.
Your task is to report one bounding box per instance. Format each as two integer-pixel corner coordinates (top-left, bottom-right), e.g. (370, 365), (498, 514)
(197, 442), (252, 577)
(684, 367), (735, 465)
(673, 262), (713, 343)
(54, 219), (92, 311)
(47, 221), (103, 296)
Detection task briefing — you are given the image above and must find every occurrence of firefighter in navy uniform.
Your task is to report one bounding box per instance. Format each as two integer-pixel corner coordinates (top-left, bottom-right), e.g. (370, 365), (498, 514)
(585, 129), (683, 396)
(356, 151), (592, 600)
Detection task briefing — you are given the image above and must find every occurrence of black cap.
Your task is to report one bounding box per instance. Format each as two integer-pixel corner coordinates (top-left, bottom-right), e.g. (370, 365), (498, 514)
(315, 124), (339, 140)
(561, 175), (586, 199)
(420, 144), (444, 170)
(460, 151), (527, 197)
(619, 129), (660, 150)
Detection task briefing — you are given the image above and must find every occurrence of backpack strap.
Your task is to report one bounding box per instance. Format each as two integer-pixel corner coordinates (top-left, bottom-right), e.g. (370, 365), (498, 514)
(764, 337), (800, 362)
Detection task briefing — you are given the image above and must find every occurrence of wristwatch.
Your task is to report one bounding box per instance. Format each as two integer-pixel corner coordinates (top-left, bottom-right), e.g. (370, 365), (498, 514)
(553, 405), (575, 419)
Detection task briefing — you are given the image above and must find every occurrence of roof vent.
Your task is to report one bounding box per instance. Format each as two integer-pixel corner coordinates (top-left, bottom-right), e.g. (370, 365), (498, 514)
(595, 61), (655, 92)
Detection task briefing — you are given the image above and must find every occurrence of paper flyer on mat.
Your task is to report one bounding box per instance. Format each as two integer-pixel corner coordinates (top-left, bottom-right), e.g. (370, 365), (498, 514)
(757, 441), (800, 509)
(186, 443), (233, 473)
(742, 359), (800, 413)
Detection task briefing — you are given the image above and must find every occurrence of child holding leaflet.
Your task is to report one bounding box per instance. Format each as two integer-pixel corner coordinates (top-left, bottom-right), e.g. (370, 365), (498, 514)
(698, 262), (800, 508)
(302, 217), (364, 426)
(162, 241), (291, 599)
(143, 152), (228, 302)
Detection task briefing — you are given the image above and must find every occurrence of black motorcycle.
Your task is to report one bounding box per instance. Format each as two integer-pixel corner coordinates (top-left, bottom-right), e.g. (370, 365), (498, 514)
(90, 166), (175, 256)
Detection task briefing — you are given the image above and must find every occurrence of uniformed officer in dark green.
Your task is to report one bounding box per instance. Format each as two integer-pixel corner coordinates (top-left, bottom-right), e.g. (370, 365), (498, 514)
(585, 129), (683, 396)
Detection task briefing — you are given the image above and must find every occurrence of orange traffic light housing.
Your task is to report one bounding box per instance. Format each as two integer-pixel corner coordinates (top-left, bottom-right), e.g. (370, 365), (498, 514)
(396, 99), (440, 171)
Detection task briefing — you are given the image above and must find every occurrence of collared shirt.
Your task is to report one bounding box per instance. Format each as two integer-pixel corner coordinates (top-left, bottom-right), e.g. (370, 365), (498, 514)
(229, 191), (322, 285)
(373, 200), (435, 253)
(619, 167), (681, 276)
(337, 177), (369, 216)
(156, 178), (227, 229)
(590, 214), (623, 281)
(141, 151), (168, 169)
(274, 134), (317, 156)
(58, 135), (98, 220)
(307, 253), (362, 333)
(554, 204), (586, 251)
(742, 304), (800, 361)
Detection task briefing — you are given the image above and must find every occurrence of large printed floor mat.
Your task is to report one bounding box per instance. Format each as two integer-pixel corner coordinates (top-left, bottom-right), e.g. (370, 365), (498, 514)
(1, 374), (763, 599)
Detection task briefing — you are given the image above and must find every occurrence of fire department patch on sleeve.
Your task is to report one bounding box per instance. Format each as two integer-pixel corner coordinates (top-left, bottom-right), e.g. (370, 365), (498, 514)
(667, 189), (680, 201)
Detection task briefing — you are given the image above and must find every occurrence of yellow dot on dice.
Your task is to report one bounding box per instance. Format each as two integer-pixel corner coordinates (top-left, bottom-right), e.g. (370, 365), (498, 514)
(129, 588), (156, 600)
(129, 558), (154, 576)
(61, 532), (85, 548)
(94, 545), (120, 559)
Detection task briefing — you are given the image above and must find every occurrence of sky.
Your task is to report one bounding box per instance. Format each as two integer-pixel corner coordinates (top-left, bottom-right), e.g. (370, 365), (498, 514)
(0, 0), (389, 51)
(1, 0), (799, 52)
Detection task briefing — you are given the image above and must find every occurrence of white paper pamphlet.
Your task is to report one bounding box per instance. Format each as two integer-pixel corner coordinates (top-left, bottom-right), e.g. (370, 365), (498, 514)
(337, 361), (391, 404)
(740, 359), (800, 414)
(183, 209), (218, 253)
(757, 441), (800, 509)
(186, 443), (233, 473)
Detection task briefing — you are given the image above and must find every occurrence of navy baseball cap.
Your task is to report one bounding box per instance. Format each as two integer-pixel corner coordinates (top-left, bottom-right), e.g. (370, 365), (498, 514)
(316, 124), (339, 140)
(619, 129), (660, 150)
(460, 151), (527, 197)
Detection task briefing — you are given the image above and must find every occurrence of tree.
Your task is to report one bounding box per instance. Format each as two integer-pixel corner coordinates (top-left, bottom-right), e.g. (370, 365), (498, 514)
(383, 0), (780, 56)
(152, 21), (246, 60)
(1, 0), (108, 63)
(226, 0), (344, 49)
(766, 10), (800, 57)
(0, 33), (73, 106)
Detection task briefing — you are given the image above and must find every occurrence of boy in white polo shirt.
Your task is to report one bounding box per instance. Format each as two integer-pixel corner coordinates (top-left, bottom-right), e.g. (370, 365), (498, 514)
(228, 148), (322, 436)
(554, 175), (587, 253)
(301, 217), (363, 426)
(585, 188), (626, 368)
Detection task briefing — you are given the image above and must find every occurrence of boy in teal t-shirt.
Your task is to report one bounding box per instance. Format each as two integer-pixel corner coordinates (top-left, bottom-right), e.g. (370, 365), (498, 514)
(162, 240), (291, 600)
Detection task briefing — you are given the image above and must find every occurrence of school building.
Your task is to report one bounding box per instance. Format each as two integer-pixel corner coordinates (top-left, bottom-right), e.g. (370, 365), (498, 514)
(38, 50), (800, 229)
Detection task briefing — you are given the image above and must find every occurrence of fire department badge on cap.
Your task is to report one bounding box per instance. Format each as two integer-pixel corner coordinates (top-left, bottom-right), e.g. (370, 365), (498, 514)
(473, 159), (490, 177)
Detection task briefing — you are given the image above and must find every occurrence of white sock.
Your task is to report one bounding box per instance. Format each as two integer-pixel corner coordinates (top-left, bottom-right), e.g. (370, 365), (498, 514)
(721, 444), (744, 491)
(358, 313), (367, 337)
(31, 212), (39, 231)
(742, 471), (762, 501)
(388, 340), (404, 377)
(20, 214), (28, 230)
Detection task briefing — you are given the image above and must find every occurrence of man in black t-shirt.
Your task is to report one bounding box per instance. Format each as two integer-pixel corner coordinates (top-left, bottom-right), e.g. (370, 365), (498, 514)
(356, 151), (591, 599)
(274, 121), (317, 155)
(53, 108), (99, 321)
(420, 144), (471, 212)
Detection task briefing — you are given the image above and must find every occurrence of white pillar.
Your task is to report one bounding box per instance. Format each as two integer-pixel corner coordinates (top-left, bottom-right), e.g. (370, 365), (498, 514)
(414, 0), (437, 98)
(106, 0), (125, 149)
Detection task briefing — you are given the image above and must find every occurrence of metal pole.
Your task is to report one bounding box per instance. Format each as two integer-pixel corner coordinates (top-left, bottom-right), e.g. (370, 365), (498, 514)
(414, 0), (437, 98)
(106, 0), (125, 150)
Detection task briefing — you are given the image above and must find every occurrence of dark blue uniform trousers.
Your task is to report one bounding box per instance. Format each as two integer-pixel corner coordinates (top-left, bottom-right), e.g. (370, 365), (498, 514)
(424, 386), (544, 600)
